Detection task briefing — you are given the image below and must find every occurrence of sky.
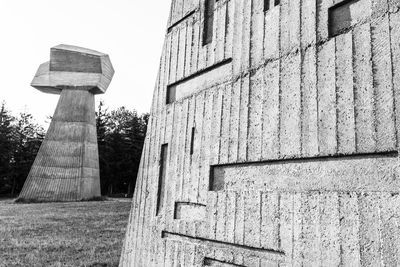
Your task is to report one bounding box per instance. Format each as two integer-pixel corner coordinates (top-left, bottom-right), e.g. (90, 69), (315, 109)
(0, 0), (171, 126)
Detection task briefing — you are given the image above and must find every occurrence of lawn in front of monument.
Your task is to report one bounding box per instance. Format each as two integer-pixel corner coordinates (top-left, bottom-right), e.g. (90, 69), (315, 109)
(0, 199), (132, 267)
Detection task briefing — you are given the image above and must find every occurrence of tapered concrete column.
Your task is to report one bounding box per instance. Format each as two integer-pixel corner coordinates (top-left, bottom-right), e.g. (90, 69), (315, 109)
(18, 44), (114, 202)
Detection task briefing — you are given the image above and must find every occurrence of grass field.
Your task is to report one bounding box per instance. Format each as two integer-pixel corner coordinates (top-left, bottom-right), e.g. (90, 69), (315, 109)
(0, 199), (132, 267)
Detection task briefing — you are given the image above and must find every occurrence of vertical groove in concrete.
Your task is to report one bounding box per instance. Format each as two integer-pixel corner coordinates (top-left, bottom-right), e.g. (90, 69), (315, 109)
(371, 14), (396, 152)
(336, 32), (356, 154)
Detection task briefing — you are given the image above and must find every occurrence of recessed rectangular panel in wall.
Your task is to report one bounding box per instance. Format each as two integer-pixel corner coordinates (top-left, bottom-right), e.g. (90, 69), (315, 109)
(264, 0), (270, 11)
(166, 58), (232, 104)
(264, 0), (280, 11)
(156, 144), (168, 216)
(190, 127), (195, 155)
(210, 152), (399, 192)
(174, 202), (206, 221)
(329, 0), (371, 37)
(203, 0), (215, 45)
(161, 231), (285, 261)
(166, 85), (177, 104)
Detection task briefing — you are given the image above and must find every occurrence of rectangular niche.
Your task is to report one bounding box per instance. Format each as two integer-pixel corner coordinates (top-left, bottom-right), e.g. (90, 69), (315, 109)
(264, 0), (280, 12)
(210, 152), (399, 192)
(166, 58), (232, 104)
(174, 202), (206, 221)
(328, 0), (371, 37)
(156, 144), (169, 216)
(203, 0), (215, 45)
(166, 85), (176, 104)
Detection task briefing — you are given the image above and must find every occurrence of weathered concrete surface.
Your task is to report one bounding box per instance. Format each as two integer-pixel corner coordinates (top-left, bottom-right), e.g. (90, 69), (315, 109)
(210, 152), (400, 192)
(18, 45), (114, 202)
(120, 0), (400, 266)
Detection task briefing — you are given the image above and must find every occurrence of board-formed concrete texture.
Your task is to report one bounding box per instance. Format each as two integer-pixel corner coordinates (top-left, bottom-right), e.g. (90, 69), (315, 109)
(120, 0), (400, 266)
(18, 45), (114, 202)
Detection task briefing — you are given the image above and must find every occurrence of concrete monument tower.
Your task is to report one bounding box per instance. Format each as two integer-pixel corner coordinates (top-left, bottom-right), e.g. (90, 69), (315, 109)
(121, 0), (400, 266)
(18, 44), (114, 202)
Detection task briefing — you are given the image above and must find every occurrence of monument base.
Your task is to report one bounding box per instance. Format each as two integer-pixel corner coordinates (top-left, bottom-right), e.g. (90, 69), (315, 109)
(19, 89), (101, 202)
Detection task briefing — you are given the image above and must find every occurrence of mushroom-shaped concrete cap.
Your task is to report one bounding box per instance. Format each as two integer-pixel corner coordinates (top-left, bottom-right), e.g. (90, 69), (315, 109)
(31, 44), (115, 95)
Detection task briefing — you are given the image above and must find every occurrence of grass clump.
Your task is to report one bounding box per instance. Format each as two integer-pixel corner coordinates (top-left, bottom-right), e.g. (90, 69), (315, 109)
(0, 199), (131, 266)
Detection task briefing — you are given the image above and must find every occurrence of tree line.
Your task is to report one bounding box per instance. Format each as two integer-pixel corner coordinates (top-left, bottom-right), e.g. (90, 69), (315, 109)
(0, 101), (148, 198)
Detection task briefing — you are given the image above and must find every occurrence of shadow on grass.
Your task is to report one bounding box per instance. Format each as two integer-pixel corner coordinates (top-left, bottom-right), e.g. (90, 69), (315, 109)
(14, 196), (109, 204)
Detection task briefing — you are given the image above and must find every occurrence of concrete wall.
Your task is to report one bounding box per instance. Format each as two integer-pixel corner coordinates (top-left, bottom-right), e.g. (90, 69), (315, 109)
(120, 0), (400, 266)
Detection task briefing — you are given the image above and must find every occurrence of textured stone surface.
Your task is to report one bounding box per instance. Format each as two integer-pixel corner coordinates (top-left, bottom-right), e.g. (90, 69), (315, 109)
(120, 0), (400, 266)
(19, 45), (114, 202)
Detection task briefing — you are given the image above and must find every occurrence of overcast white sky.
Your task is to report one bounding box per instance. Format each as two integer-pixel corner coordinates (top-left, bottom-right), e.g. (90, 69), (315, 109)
(0, 0), (171, 126)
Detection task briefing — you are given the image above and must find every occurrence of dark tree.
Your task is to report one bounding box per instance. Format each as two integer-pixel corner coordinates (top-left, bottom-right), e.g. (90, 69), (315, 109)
(10, 112), (45, 195)
(0, 101), (147, 198)
(96, 102), (148, 197)
(0, 103), (44, 196)
(96, 101), (112, 196)
(0, 102), (16, 195)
